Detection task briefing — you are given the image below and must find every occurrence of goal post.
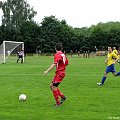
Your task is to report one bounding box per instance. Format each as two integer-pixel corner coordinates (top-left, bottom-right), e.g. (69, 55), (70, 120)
(0, 41), (24, 64)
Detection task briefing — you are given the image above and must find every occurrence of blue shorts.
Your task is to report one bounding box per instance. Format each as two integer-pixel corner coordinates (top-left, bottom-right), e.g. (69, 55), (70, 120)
(105, 64), (116, 73)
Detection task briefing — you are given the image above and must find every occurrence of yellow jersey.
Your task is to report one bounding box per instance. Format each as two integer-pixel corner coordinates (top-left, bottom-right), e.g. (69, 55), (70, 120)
(113, 49), (118, 55)
(107, 52), (118, 66)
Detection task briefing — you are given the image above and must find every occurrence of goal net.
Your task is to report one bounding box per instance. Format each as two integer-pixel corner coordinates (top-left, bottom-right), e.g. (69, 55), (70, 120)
(0, 41), (24, 64)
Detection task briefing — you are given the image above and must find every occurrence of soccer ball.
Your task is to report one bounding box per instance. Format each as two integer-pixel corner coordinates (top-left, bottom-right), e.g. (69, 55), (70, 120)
(19, 94), (26, 101)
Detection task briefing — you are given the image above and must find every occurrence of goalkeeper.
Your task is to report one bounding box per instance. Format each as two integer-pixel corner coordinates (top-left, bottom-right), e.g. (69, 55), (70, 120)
(17, 50), (24, 63)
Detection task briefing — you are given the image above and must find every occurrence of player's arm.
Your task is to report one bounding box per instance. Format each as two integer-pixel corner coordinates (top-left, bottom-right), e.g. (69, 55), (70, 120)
(112, 53), (119, 64)
(65, 57), (69, 66)
(44, 63), (56, 75)
(116, 50), (118, 55)
(105, 58), (108, 64)
(104, 56), (108, 64)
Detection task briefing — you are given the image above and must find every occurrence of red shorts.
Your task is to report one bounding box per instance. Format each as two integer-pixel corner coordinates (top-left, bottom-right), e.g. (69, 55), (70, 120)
(52, 72), (65, 83)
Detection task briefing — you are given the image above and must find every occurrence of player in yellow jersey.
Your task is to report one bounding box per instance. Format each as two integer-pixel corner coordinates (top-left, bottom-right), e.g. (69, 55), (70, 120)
(113, 47), (120, 63)
(97, 47), (120, 85)
(113, 47), (118, 55)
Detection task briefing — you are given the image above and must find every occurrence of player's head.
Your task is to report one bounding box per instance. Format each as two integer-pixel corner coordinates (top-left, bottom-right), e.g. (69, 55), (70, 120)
(108, 47), (112, 53)
(55, 43), (63, 51)
(113, 47), (116, 50)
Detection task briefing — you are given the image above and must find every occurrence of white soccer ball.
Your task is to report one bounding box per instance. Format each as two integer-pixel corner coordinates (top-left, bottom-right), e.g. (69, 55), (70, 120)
(19, 94), (26, 101)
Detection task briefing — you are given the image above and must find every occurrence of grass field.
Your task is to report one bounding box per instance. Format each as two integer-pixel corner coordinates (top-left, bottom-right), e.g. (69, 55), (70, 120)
(0, 56), (120, 120)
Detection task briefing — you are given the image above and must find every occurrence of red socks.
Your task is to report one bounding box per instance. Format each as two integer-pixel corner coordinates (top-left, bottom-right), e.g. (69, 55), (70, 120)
(52, 88), (65, 105)
(57, 88), (65, 98)
(52, 89), (60, 105)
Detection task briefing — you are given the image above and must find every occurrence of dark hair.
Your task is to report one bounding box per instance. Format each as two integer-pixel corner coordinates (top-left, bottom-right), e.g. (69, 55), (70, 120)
(55, 43), (63, 51)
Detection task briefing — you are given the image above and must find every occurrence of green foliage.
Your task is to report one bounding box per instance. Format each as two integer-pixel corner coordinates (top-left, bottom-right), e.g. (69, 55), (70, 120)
(19, 21), (40, 53)
(0, 0), (37, 28)
(89, 22), (120, 49)
(40, 16), (76, 52)
(0, 0), (37, 50)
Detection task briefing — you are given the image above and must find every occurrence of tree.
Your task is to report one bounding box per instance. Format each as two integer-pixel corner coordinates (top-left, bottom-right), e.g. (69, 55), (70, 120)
(0, 0), (37, 28)
(19, 21), (40, 53)
(0, 0), (37, 41)
(88, 22), (120, 50)
(40, 16), (76, 52)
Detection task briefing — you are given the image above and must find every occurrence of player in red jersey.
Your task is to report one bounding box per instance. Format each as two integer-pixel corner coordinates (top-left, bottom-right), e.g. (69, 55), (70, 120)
(44, 43), (68, 106)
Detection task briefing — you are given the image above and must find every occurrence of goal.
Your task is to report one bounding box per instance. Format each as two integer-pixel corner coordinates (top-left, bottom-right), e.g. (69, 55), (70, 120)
(0, 41), (24, 64)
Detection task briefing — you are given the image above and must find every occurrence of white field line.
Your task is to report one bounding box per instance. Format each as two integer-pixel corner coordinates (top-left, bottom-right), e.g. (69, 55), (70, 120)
(0, 73), (113, 77)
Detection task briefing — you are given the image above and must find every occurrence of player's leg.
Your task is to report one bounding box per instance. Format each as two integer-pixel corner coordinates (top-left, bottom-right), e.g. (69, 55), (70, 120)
(51, 73), (66, 105)
(111, 64), (120, 76)
(97, 66), (109, 85)
(112, 72), (120, 76)
(101, 71), (108, 85)
(19, 56), (23, 63)
(21, 58), (23, 63)
(50, 82), (61, 106)
(56, 73), (66, 104)
(50, 83), (66, 105)
(57, 88), (64, 98)
(57, 88), (66, 104)
(97, 72), (108, 85)
(17, 57), (20, 63)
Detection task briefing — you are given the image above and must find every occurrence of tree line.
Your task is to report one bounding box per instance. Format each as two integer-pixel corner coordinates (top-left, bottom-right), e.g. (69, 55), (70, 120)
(0, 0), (120, 53)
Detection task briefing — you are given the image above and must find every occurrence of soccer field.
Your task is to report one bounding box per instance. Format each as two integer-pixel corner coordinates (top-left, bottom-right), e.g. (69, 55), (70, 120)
(0, 56), (120, 120)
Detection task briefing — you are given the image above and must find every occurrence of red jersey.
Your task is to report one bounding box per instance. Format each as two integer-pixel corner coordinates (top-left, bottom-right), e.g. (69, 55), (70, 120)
(54, 51), (68, 74)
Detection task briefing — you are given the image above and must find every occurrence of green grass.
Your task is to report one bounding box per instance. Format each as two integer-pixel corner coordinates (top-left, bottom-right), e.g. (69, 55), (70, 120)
(0, 56), (120, 120)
